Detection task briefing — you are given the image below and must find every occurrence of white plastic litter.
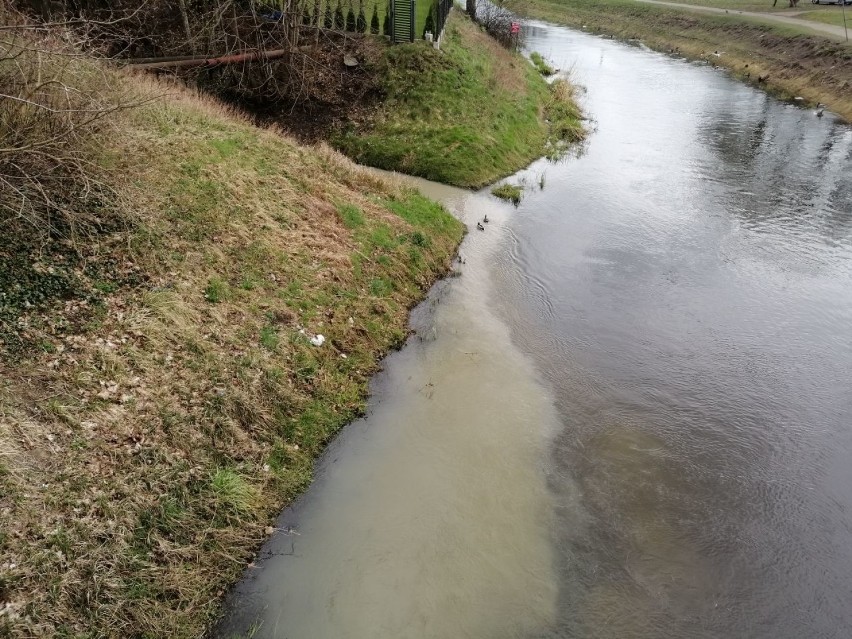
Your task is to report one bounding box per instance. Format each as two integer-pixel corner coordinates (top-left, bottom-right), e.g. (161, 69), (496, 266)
(310, 334), (326, 347)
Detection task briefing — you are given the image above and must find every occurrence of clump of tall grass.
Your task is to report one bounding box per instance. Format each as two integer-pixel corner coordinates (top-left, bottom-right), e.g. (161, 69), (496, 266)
(530, 51), (555, 75)
(491, 183), (523, 205)
(544, 77), (586, 160)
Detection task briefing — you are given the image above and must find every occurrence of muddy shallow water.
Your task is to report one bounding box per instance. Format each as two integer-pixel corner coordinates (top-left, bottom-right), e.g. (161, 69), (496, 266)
(218, 21), (852, 639)
(216, 178), (564, 638)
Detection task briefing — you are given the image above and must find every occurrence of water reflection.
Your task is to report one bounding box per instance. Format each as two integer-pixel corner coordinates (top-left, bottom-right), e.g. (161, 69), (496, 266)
(507, 21), (852, 639)
(698, 95), (852, 249)
(219, 19), (852, 639)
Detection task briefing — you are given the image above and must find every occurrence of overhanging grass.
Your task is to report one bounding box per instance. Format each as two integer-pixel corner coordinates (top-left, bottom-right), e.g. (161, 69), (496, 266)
(530, 51), (556, 75)
(491, 183), (523, 204)
(333, 12), (584, 188)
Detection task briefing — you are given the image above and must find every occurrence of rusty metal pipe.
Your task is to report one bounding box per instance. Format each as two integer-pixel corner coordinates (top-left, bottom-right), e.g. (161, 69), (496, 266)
(127, 47), (292, 70)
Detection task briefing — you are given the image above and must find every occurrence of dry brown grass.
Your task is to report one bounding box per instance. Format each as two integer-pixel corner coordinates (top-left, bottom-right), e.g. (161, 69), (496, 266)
(0, 4), (147, 247)
(0, 60), (463, 638)
(461, 16), (528, 95)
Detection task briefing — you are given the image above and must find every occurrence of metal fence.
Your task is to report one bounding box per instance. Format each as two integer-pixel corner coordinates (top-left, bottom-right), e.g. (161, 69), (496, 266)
(390, 0), (416, 42)
(421, 0), (452, 41)
(291, 0), (451, 43)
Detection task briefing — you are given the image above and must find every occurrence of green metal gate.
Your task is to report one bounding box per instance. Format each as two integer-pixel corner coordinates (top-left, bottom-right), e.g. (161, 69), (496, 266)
(390, 0), (415, 43)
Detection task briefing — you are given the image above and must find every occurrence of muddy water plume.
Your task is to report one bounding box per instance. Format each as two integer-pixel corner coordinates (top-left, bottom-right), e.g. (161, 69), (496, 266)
(216, 179), (563, 639)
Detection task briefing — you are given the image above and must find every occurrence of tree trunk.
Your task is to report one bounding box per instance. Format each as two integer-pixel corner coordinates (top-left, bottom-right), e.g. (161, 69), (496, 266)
(176, 0), (196, 54)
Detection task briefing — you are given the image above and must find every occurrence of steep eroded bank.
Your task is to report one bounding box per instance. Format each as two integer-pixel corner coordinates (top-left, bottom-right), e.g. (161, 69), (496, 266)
(0, 65), (463, 637)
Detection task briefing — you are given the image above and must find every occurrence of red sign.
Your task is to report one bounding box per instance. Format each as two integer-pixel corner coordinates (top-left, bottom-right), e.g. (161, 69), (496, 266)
(510, 21), (520, 34)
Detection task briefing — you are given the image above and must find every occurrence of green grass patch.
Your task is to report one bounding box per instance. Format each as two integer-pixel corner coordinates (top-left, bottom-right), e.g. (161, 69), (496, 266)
(259, 326), (279, 350)
(204, 277), (230, 303)
(336, 203), (365, 228)
(210, 469), (256, 517)
(333, 12), (585, 187)
(384, 192), (460, 235)
(530, 51), (556, 75)
(369, 277), (395, 296)
(491, 183), (523, 204)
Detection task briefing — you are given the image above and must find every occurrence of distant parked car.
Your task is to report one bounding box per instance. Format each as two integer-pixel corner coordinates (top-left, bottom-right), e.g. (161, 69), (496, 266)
(811, 0), (851, 5)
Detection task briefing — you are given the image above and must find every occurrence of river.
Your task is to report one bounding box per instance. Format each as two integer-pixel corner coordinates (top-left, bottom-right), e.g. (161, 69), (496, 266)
(216, 21), (852, 639)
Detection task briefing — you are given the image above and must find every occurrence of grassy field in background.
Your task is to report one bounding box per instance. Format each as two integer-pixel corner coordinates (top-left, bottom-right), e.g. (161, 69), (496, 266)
(507, 0), (852, 120)
(334, 12), (585, 187)
(300, 0), (436, 38)
(653, 0), (844, 12)
(640, 0), (852, 30)
(797, 7), (851, 27)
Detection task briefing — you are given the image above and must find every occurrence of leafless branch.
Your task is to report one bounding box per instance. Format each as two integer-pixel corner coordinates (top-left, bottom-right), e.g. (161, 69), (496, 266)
(0, 2), (150, 32)
(0, 1), (150, 246)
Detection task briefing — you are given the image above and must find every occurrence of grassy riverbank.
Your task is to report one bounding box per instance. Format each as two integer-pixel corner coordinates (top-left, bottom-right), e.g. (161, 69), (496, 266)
(333, 12), (585, 188)
(506, 0), (852, 121)
(0, 58), (463, 637)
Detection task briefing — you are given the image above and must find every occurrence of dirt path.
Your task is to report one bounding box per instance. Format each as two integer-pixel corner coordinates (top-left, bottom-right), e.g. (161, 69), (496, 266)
(636, 0), (850, 40)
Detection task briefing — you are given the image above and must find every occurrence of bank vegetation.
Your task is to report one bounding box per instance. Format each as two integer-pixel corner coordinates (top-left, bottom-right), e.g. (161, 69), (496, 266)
(0, 5), (463, 636)
(334, 13), (586, 188)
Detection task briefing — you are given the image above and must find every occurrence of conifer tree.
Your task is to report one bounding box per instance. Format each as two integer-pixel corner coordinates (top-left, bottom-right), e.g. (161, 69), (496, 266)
(370, 5), (380, 33)
(357, 2), (367, 32)
(334, 0), (345, 29)
(423, 7), (434, 38)
(383, 0), (392, 36)
(346, 4), (357, 31)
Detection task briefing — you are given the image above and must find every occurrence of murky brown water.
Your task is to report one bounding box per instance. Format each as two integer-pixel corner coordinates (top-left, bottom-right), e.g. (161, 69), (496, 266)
(216, 177), (564, 638)
(218, 22), (852, 639)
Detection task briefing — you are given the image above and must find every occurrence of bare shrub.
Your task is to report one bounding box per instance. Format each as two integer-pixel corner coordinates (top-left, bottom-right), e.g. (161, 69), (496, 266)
(473, 0), (524, 50)
(0, 3), (141, 245)
(8, 0), (382, 129)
